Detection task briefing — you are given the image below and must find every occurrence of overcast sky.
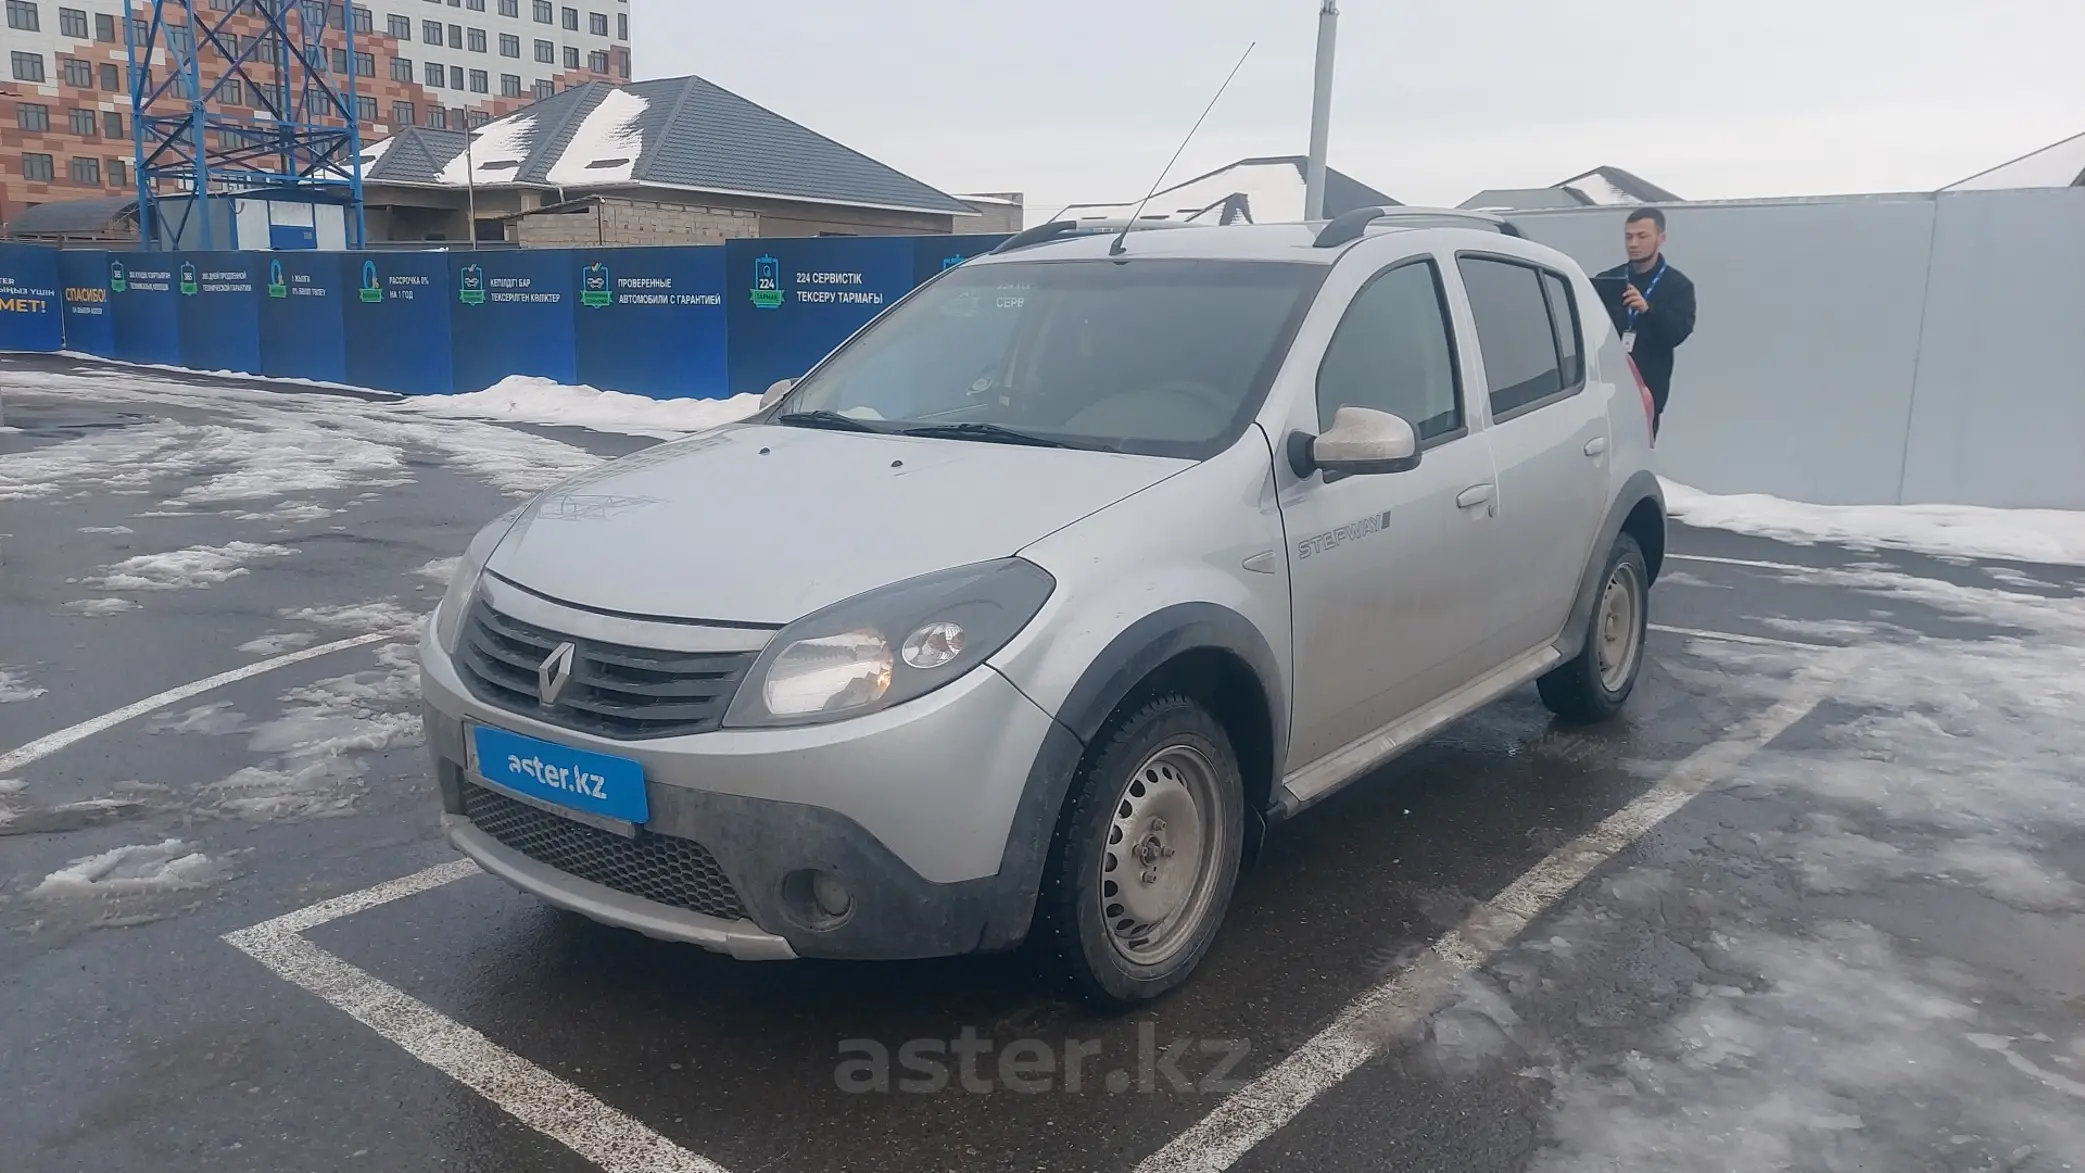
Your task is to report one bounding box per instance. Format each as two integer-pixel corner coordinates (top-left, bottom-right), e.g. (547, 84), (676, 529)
(633, 0), (2084, 215)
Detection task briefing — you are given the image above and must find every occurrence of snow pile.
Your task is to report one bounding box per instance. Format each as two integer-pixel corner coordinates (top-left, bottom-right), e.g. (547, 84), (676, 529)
(1662, 479), (2085, 568)
(277, 600), (423, 633)
(237, 631), (316, 656)
(438, 113), (539, 187)
(87, 541), (298, 591)
(0, 666), (46, 703)
(31, 839), (224, 898)
(399, 376), (762, 439)
(544, 89), (650, 187)
(61, 598), (142, 617)
(205, 643), (422, 821)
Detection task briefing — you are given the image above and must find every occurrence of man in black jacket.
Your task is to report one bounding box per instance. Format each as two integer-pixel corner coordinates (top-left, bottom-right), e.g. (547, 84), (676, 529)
(1595, 207), (1696, 437)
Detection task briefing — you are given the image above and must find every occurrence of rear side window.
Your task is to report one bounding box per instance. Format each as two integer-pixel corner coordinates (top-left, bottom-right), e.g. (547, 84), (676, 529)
(1315, 260), (1463, 443)
(1457, 257), (1576, 419)
(1540, 271), (1583, 389)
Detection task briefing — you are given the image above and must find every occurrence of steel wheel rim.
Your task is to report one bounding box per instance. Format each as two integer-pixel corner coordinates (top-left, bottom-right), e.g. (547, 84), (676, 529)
(1098, 743), (1223, 967)
(1596, 561), (1642, 692)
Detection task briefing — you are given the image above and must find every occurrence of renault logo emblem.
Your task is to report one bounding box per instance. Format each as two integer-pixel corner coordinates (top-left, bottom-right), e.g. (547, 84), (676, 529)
(538, 642), (577, 707)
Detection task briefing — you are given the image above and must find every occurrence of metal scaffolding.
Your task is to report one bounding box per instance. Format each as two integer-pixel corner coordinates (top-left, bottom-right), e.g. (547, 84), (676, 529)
(126, 0), (368, 250)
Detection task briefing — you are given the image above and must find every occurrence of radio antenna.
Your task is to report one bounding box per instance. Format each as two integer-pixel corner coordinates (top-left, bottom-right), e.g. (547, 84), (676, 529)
(1110, 42), (1257, 257)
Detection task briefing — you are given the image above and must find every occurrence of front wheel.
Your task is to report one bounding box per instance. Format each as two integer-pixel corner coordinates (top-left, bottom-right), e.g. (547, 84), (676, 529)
(1539, 533), (1650, 722)
(1032, 696), (1244, 1009)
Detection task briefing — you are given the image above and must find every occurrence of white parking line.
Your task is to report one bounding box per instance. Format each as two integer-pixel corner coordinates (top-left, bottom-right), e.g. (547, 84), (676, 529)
(1667, 552), (1825, 574)
(1650, 623), (1836, 651)
(224, 859), (732, 1173)
(1133, 648), (1863, 1173)
(0, 627), (414, 775)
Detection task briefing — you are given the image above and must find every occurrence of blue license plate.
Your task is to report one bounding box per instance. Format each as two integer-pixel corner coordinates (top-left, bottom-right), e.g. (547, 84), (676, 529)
(471, 724), (649, 825)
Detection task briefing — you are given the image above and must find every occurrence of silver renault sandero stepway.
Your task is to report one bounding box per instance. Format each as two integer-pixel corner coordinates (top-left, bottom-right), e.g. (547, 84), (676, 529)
(419, 209), (1666, 1006)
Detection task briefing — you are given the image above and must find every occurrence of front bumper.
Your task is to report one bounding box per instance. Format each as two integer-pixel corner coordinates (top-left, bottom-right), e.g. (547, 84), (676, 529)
(422, 619), (1083, 961)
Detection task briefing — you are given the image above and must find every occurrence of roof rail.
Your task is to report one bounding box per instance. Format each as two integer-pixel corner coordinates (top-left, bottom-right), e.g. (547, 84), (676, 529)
(989, 218), (1191, 255)
(1313, 206), (1522, 248)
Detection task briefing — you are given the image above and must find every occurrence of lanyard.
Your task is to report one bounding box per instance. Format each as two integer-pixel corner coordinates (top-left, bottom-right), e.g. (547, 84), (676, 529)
(1624, 260), (1667, 328)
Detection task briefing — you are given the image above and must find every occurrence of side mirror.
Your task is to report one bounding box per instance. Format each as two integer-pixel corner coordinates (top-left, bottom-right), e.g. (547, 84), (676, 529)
(761, 378), (795, 409)
(1293, 406), (1421, 478)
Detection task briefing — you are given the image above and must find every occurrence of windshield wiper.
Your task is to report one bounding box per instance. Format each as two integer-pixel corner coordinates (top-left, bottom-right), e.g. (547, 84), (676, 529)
(774, 410), (886, 434)
(898, 422), (1073, 449)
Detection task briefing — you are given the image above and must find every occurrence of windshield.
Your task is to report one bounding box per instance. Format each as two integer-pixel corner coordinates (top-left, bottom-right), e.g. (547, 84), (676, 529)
(774, 258), (1327, 458)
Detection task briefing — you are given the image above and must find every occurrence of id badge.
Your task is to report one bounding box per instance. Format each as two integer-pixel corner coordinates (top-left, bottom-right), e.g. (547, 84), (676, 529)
(1622, 330), (1637, 354)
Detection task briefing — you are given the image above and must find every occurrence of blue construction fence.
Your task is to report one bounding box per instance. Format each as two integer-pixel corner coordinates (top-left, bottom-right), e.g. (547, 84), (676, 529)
(0, 235), (1008, 399)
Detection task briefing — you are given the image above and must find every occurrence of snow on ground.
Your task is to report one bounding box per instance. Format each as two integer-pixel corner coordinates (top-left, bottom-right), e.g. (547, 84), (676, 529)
(277, 600), (423, 633)
(30, 838), (225, 898)
(1663, 479), (2085, 567)
(236, 631), (317, 656)
(60, 598), (142, 617)
(204, 641), (422, 821)
(86, 541), (297, 591)
(397, 375), (762, 439)
(0, 666), (47, 702)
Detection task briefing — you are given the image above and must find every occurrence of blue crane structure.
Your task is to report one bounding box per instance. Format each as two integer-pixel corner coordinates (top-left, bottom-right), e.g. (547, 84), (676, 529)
(125, 0), (369, 250)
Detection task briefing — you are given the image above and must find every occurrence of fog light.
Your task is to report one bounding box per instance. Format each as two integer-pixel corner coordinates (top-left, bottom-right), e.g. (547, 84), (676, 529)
(783, 868), (854, 930)
(811, 871), (852, 919)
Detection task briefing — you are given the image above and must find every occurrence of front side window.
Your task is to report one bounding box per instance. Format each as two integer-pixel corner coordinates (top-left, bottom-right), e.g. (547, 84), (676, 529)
(1457, 257), (1569, 419)
(1315, 260), (1462, 441)
(778, 259), (1326, 459)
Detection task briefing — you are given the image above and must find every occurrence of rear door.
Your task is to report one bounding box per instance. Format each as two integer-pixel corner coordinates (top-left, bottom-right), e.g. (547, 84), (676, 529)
(1277, 252), (1502, 770)
(1451, 256), (1609, 660)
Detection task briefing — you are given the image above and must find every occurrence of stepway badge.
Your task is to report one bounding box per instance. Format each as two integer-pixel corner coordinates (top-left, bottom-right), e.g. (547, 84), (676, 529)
(582, 262), (611, 309)
(267, 259), (287, 299)
(359, 260), (382, 304)
(178, 262), (198, 296)
(109, 260), (127, 293)
(942, 254), (966, 271)
(458, 264), (485, 305)
(750, 254), (783, 310)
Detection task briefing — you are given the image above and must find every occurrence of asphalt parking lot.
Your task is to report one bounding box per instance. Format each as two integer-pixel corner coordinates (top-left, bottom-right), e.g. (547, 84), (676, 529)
(4, 354), (2083, 1173)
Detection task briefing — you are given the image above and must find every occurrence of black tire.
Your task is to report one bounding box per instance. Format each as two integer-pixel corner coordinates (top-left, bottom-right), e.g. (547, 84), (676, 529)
(1538, 533), (1650, 723)
(1032, 695), (1244, 1009)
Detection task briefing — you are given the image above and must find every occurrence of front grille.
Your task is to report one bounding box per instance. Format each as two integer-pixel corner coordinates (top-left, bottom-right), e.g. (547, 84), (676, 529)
(457, 596), (760, 740)
(462, 783), (748, 921)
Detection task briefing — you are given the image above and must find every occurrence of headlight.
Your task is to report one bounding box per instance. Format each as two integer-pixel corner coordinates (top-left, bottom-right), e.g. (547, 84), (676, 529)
(432, 508), (526, 655)
(724, 558), (1055, 728)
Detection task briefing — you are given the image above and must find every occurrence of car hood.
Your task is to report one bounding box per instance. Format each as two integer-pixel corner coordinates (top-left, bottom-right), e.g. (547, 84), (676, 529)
(485, 424), (1185, 625)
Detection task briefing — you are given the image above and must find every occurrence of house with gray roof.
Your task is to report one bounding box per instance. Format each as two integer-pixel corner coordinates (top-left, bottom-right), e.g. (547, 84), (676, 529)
(1460, 165), (1682, 212)
(354, 74), (980, 245)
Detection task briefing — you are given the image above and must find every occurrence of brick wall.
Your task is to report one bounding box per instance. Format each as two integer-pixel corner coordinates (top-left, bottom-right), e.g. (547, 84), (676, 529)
(1, 4), (620, 225)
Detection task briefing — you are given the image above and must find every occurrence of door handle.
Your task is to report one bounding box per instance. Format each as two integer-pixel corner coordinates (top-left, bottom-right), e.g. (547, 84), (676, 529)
(1456, 483), (1495, 509)
(1584, 437), (1609, 457)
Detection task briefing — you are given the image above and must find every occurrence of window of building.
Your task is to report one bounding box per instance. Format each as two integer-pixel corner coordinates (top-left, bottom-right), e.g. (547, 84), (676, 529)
(616, 11), (626, 39)
(387, 13), (409, 38)
(21, 152), (55, 182)
(587, 49), (606, 73)
(68, 107), (95, 135)
(61, 56), (92, 87)
(468, 0), (486, 10)
(467, 26), (485, 52)
(331, 47), (349, 73)
(562, 45), (578, 68)
(58, 5), (86, 37)
(1316, 260), (1463, 441)
(449, 63), (463, 88)
(498, 32), (518, 56)
(355, 50), (374, 74)
(465, 108), (487, 128)
(391, 56), (412, 81)
(533, 38), (553, 63)
(1456, 257), (1575, 419)
(220, 76), (242, 103)
(356, 94), (377, 121)
(499, 0), (518, 16)
(447, 22), (462, 48)
(614, 47), (628, 78)
(352, 5), (372, 32)
(588, 10), (606, 35)
(70, 156), (99, 185)
(499, 72), (520, 96)
(99, 61), (119, 90)
(392, 99), (415, 125)
(16, 102), (49, 131)
(427, 106), (448, 129)
(103, 108), (121, 136)
(468, 67), (487, 92)
(422, 19), (441, 44)
(6, 1), (39, 33)
(560, 6), (577, 30)
(532, 78), (552, 99)
(423, 59), (444, 86)
(532, 0), (552, 22)
(94, 10), (113, 40)
(107, 157), (125, 186)
(11, 51), (45, 82)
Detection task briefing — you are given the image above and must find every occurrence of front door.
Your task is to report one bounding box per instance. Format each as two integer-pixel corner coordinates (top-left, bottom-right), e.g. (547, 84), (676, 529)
(1279, 255), (1502, 771)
